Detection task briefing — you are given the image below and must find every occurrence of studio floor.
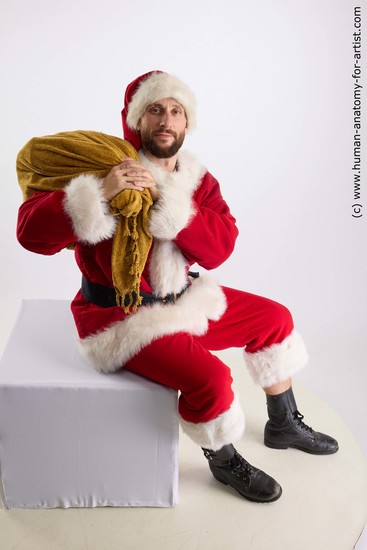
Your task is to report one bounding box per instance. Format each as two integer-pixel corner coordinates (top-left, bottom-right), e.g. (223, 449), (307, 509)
(1, 352), (366, 550)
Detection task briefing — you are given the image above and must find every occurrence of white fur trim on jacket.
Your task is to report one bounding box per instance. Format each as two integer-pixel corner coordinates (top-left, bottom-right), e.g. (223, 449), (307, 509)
(243, 330), (308, 388)
(63, 174), (116, 244)
(149, 240), (189, 296)
(179, 393), (245, 451)
(126, 72), (197, 132)
(79, 274), (227, 374)
(139, 151), (205, 240)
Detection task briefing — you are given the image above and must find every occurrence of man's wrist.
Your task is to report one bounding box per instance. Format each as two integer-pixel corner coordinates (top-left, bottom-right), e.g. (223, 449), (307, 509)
(149, 185), (159, 202)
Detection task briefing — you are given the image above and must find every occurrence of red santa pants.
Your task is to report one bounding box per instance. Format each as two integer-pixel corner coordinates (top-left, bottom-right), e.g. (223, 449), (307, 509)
(123, 286), (307, 450)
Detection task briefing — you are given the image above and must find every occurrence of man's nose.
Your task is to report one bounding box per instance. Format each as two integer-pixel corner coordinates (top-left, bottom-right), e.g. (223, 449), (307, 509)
(159, 114), (172, 128)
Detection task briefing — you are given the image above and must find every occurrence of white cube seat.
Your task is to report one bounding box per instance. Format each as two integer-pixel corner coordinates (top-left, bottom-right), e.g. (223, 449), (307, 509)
(0, 300), (179, 508)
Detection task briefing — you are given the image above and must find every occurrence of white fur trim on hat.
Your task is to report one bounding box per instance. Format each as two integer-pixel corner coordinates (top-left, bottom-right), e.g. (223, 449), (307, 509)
(126, 72), (197, 131)
(78, 274), (227, 374)
(243, 330), (308, 388)
(179, 393), (245, 451)
(63, 174), (116, 244)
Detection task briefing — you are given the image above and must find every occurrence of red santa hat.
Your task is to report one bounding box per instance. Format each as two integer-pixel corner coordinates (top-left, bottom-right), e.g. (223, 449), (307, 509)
(121, 70), (197, 150)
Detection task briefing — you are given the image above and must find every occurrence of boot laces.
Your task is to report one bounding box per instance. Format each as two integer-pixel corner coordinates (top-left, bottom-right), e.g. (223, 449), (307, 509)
(292, 410), (313, 433)
(230, 451), (253, 479)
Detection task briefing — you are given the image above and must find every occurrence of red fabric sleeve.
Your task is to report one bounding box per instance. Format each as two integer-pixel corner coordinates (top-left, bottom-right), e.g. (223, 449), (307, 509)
(174, 172), (238, 269)
(17, 190), (77, 255)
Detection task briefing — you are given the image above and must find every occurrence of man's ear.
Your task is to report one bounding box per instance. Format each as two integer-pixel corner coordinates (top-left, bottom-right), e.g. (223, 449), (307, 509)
(136, 119), (141, 131)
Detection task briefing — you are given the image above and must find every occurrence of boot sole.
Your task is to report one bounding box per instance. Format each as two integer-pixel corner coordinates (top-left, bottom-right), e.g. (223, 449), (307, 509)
(264, 439), (339, 455)
(211, 472), (282, 503)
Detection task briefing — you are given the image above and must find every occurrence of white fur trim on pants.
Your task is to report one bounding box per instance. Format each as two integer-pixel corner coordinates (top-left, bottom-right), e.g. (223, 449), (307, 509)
(243, 330), (308, 388)
(179, 393), (245, 451)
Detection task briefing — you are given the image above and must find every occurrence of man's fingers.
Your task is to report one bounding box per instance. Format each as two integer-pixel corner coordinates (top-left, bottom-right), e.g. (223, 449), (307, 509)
(119, 158), (140, 169)
(118, 160), (154, 180)
(126, 169), (153, 178)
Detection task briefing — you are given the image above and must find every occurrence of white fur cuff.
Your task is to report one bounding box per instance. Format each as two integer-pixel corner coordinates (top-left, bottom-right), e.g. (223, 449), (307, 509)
(63, 174), (116, 244)
(243, 330), (308, 388)
(179, 393), (245, 451)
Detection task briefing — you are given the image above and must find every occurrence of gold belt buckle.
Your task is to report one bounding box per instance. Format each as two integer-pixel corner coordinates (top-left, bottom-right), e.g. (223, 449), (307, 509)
(161, 293), (177, 304)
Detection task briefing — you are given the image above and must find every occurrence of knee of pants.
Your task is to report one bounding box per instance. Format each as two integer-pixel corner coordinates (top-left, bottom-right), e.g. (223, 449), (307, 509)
(247, 301), (295, 353)
(272, 302), (294, 334)
(178, 358), (234, 425)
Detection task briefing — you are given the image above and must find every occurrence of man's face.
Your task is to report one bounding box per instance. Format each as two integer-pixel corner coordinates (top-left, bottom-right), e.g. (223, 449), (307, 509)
(137, 98), (187, 158)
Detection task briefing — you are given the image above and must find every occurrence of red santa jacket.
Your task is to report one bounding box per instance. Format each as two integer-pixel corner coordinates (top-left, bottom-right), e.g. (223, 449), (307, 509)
(17, 150), (238, 372)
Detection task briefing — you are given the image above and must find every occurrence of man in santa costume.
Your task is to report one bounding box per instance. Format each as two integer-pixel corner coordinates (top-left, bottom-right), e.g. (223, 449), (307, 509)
(17, 70), (338, 504)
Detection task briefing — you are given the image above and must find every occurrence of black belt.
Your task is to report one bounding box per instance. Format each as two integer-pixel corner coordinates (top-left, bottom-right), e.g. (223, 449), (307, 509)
(81, 273), (199, 309)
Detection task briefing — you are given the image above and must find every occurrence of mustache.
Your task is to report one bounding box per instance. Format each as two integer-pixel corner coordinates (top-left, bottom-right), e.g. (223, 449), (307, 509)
(154, 129), (176, 137)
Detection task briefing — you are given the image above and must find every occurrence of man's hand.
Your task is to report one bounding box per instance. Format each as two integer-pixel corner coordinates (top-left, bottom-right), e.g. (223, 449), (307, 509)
(102, 159), (159, 202)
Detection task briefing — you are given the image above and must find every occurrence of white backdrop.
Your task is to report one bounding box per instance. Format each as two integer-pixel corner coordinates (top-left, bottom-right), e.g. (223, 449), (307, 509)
(1, 0), (366, 453)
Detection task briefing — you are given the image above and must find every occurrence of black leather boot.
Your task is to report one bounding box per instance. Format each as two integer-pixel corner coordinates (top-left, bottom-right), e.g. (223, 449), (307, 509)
(264, 387), (339, 454)
(202, 444), (282, 503)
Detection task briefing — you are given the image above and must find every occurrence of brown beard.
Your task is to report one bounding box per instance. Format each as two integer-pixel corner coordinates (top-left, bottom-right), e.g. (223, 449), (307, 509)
(140, 130), (185, 159)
